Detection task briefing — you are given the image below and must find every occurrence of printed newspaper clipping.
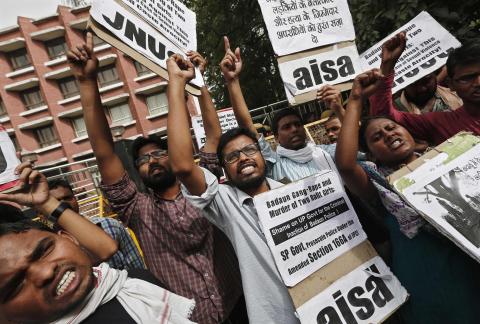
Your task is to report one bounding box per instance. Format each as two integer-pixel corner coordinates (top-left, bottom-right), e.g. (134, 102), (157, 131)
(254, 170), (367, 286)
(393, 135), (480, 263)
(257, 0), (356, 56)
(360, 11), (461, 94)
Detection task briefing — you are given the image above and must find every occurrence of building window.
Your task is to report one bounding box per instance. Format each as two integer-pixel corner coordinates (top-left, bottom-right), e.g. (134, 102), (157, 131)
(8, 48), (31, 71)
(71, 117), (87, 138)
(21, 87), (44, 110)
(34, 126), (59, 148)
(97, 65), (119, 87)
(134, 61), (151, 76)
(146, 92), (168, 116)
(58, 76), (79, 99)
(0, 98), (7, 118)
(45, 37), (67, 60)
(108, 103), (133, 125)
(9, 135), (20, 152)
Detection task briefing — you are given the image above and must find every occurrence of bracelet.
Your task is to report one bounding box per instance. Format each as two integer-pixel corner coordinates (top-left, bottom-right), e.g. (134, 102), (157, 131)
(48, 201), (70, 223)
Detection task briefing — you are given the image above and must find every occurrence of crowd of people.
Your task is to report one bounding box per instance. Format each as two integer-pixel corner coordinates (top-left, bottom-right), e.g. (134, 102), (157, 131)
(0, 27), (479, 324)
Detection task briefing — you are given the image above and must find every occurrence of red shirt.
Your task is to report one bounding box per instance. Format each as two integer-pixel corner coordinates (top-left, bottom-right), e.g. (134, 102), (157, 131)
(370, 72), (480, 145)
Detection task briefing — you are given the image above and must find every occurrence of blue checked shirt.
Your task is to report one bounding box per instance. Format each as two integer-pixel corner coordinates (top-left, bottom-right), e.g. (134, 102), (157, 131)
(90, 216), (146, 270)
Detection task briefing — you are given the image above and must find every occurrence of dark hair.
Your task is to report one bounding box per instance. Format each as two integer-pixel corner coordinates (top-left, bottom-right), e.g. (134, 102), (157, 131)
(446, 39), (480, 78)
(358, 115), (398, 152)
(0, 203), (26, 224)
(0, 220), (54, 238)
(271, 109), (303, 135)
(48, 178), (73, 193)
(131, 135), (168, 165)
(217, 127), (259, 165)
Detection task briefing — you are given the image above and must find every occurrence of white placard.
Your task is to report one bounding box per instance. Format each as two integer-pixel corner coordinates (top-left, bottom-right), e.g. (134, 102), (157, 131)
(90, 0), (204, 87)
(297, 256), (409, 323)
(121, 0), (197, 51)
(258, 0), (356, 56)
(254, 170), (367, 286)
(359, 11), (461, 94)
(397, 142), (480, 263)
(191, 109), (238, 148)
(279, 44), (361, 99)
(0, 130), (20, 191)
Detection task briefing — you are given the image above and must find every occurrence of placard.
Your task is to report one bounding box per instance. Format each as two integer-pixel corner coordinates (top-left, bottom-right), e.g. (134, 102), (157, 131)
(254, 170), (367, 286)
(359, 11), (461, 94)
(257, 0), (356, 56)
(191, 109), (238, 148)
(90, 0), (204, 89)
(296, 256), (408, 323)
(0, 130), (20, 192)
(391, 133), (480, 263)
(121, 0), (197, 51)
(279, 44), (361, 98)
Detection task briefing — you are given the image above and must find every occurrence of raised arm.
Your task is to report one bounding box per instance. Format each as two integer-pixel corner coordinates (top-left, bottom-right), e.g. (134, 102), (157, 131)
(187, 51), (222, 153)
(0, 163), (118, 264)
(220, 37), (259, 137)
(316, 85), (345, 122)
(167, 54), (207, 196)
(335, 70), (383, 201)
(67, 32), (125, 185)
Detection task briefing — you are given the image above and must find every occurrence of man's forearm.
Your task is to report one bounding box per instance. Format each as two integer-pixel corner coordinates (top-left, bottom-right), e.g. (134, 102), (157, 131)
(226, 78), (259, 137)
(199, 86), (222, 153)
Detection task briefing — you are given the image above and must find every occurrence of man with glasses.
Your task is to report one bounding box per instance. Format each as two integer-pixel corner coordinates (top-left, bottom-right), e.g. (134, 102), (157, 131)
(370, 32), (480, 145)
(166, 53), (299, 323)
(67, 33), (244, 324)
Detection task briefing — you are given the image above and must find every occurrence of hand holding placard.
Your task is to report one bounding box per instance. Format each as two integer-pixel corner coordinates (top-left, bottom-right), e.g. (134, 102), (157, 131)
(187, 51), (207, 76)
(166, 54), (196, 85)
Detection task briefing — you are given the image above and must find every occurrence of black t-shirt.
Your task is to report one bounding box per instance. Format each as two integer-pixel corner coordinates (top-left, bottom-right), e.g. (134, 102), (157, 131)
(82, 269), (165, 323)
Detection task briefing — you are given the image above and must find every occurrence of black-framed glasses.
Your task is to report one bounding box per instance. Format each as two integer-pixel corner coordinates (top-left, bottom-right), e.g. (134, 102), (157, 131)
(135, 150), (168, 167)
(223, 143), (259, 164)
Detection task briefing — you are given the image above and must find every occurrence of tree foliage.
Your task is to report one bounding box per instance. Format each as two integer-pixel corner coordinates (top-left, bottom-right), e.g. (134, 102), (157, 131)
(181, 0), (480, 109)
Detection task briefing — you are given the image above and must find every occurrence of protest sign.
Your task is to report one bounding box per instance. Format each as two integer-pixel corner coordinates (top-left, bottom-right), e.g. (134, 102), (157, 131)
(191, 108), (238, 148)
(254, 170), (367, 286)
(359, 11), (461, 94)
(257, 0), (356, 56)
(278, 43), (361, 99)
(89, 0), (203, 95)
(120, 0), (197, 51)
(0, 129), (20, 192)
(296, 256), (408, 323)
(390, 133), (480, 263)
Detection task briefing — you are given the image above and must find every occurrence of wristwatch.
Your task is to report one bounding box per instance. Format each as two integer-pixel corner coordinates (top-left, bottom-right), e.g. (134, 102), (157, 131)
(48, 201), (70, 223)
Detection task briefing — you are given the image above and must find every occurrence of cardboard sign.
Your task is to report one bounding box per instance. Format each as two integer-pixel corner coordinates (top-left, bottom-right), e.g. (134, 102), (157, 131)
(390, 133), (480, 263)
(0, 130), (20, 192)
(296, 256), (408, 323)
(278, 43), (361, 98)
(257, 0), (356, 56)
(90, 0), (203, 95)
(121, 0), (197, 51)
(254, 170), (367, 286)
(359, 11), (461, 94)
(191, 109), (238, 148)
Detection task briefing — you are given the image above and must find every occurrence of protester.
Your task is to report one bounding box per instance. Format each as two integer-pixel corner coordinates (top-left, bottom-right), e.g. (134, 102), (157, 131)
(48, 179), (146, 271)
(67, 32), (243, 324)
(335, 69), (480, 323)
(166, 51), (299, 323)
(394, 71), (462, 114)
(370, 32), (480, 145)
(320, 109), (343, 144)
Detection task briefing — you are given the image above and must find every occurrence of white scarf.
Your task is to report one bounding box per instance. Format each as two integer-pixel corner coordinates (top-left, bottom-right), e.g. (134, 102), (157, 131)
(53, 263), (196, 324)
(277, 142), (338, 173)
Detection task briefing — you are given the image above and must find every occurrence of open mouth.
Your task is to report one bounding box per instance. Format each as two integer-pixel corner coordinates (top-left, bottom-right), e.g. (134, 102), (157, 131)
(53, 269), (78, 299)
(389, 138), (404, 150)
(238, 162), (256, 175)
(149, 166), (165, 176)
